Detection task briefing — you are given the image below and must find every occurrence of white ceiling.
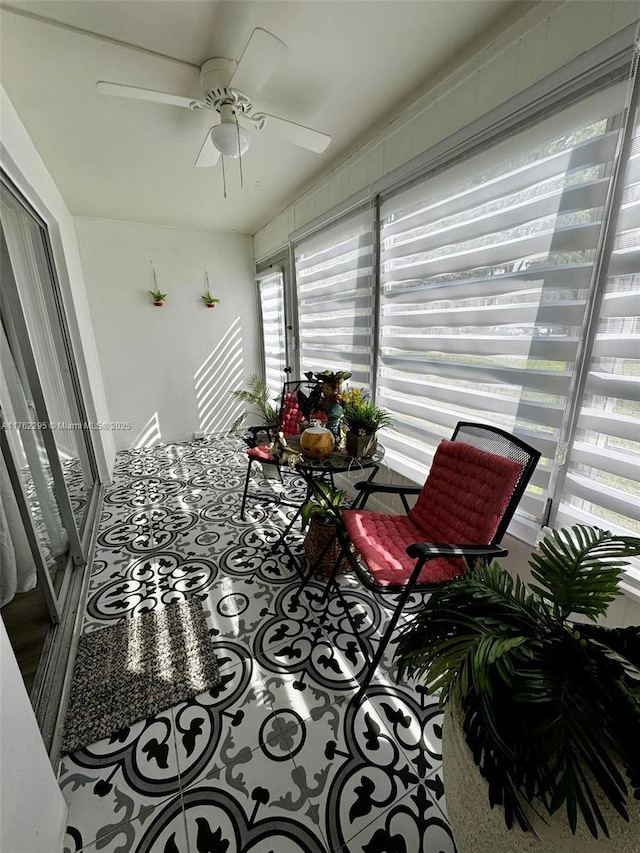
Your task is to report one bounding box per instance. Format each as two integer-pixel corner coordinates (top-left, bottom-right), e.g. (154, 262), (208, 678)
(0, 0), (523, 235)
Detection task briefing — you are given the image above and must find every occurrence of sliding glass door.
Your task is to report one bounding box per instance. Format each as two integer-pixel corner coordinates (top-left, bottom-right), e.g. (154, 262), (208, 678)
(0, 176), (99, 723)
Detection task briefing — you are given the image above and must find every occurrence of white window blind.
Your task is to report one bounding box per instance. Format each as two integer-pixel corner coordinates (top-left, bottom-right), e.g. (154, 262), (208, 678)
(257, 269), (287, 394)
(378, 82), (629, 524)
(294, 208), (374, 386)
(557, 102), (640, 536)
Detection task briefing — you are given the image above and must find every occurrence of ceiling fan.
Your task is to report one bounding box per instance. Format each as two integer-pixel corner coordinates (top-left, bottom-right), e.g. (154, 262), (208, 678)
(96, 28), (332, 169)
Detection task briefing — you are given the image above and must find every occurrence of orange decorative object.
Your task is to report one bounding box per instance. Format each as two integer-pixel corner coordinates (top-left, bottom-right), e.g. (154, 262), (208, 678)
(300, 423), (335, 459)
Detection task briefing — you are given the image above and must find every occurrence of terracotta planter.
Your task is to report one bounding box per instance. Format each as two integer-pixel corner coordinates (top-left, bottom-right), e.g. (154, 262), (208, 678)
(303, 516), (349, 577)
(345, 431), (377, 458)
(442, 703), (640, 852)
(153, 301), (164, 307)
(205, 303), (217, 308)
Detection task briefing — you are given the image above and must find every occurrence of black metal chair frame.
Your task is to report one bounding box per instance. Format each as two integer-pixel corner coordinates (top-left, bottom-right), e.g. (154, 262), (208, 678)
(305, 421), (541, 699)
(239, 378), (321, 520)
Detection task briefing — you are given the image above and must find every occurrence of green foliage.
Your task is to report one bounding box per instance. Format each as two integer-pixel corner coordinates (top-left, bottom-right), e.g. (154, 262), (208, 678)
(201, 291), (221, 305)
(300, 480), (348, 529)
(341, 394), (395, 436)
(149, 289), (167, 302)
(230, 375), (279, 428)
(396, 525), (640, 839)
(313, 369), (352, 384)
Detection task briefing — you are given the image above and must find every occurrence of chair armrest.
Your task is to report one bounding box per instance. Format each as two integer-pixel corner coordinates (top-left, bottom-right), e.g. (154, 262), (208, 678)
(406, 542), (507, 560)
(353, 481), (422, 513)
(354, 481), (422, 496)
(243, 422), (278, 447)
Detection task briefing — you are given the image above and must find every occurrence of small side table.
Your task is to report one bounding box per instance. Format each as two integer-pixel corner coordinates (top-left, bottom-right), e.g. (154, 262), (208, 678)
(271, 436), (384, 572)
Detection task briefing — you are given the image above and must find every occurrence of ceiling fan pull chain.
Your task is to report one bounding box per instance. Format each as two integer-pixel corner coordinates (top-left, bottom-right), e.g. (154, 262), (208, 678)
(221, 154), (227, 199)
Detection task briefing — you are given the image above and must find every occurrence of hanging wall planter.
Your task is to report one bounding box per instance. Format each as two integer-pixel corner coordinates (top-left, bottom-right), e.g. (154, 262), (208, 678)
(201, 291), (221, 308)
(202, 267), (221, 308)
(149, 263), (166, 306)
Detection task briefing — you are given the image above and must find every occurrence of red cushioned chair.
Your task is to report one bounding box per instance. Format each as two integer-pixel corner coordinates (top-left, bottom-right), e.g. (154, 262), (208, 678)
(239, 379), (325, 520)
(315, 422), (540, 696)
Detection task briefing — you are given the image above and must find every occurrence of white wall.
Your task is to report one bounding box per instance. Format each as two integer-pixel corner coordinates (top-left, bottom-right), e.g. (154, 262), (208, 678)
(254, 0), (640, 260)
(0, 87), (116, 479)
(74, 217), (258, 450)
(0, 622), (67, 853)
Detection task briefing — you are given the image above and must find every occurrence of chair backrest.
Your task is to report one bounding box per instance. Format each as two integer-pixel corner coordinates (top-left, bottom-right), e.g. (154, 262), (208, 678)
(409, 423), (540, 547)
(277, 380), (325, 437)
(451, 422), (541, 542)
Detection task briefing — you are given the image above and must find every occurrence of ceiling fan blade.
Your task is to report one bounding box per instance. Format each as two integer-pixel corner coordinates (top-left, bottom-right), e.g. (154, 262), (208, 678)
(256, 114), (331, 154)
(229, 28), (287, 97)
(195, 129), (221, 167)
(96, 81), (204, 110)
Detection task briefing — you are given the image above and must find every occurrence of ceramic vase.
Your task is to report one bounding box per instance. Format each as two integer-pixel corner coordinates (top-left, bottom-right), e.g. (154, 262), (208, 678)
(300, 422), (335, 459)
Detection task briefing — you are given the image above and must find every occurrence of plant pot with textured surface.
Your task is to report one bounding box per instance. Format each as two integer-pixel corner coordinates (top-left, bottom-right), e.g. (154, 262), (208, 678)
(301, 481), (351, 577)
(442, 700), (640, 852)
(345, 431), (377, 458)
(303, 516), (349, 577)
(397, 526), (640, 849)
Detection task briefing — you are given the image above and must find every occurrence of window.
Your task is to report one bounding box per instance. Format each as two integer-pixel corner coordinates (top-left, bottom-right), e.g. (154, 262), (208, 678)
(294, 207), (375, 386)
(284, 34), (639, 541)
(556, 102), (640, 536)
(377, 81), (630, 527)
(257, 268), (287, 393)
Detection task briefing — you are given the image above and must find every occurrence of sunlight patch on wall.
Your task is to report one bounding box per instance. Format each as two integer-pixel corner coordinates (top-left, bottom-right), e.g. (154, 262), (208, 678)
(195, 318), (245, 435)
(131, 412), (161, 449)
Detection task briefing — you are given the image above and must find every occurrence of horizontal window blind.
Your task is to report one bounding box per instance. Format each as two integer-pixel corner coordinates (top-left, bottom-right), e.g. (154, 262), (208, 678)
(557, 102), (640, 536)
(294, 208), (374, 386)
(378, 82), (628, 524)
(258, 270), (287, 394)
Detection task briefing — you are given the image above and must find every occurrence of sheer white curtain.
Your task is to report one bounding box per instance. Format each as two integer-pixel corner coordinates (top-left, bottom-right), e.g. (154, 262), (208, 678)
(0, 455), (36, 607)
(0, 320), (67, 604)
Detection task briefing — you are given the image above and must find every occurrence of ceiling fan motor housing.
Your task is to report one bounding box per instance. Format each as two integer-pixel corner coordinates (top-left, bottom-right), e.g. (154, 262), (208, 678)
(199, 58), (251, 112)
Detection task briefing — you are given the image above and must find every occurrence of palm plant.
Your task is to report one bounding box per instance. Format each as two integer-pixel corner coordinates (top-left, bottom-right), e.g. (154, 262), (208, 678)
(230, 374), (279, 431)
(396, 525), (640, 839)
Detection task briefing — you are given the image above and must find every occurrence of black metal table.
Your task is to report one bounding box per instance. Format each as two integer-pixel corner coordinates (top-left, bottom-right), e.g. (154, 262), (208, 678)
(271, 435), (385, 563)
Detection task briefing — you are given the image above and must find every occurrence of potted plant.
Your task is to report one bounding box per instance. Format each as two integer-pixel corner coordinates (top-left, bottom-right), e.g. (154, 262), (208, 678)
(396, 525), (640, 850)
(230, 374), (279, 439)
(201, 291), (221, 308)
(149, 288), (167, 306)
(300, 480), (350, 578)
(341, 388), (394, 457)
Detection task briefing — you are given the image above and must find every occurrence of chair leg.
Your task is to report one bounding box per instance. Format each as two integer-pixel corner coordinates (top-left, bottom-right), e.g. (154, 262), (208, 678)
(354, 599), (406, 703)
(355, 559), (427, 703)
(239, 458), (255, 520)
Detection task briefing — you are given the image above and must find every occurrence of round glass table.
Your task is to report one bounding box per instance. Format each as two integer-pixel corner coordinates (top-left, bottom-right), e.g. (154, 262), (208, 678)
(270, 435), (385, 558)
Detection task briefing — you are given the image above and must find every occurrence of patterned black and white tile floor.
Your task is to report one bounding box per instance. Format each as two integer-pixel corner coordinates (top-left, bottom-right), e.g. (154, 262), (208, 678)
(60, 437), (455, 853)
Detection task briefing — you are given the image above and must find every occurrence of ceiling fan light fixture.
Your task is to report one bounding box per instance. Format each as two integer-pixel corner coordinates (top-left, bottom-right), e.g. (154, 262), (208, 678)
(210, 122), (250, 158)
